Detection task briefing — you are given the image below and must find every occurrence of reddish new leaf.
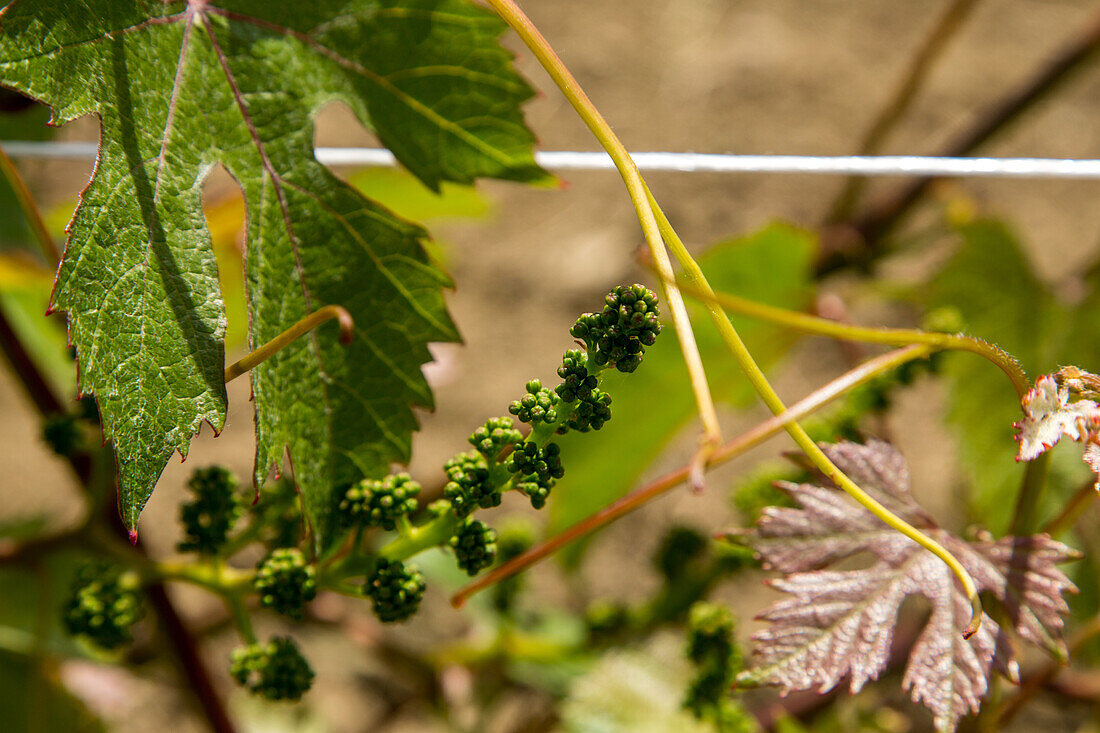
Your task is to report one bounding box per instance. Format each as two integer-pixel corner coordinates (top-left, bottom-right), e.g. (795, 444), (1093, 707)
(737, 440), (1078, 731)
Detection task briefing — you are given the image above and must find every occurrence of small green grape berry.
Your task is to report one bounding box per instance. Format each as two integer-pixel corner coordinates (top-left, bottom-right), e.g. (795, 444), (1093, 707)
(254, 548), (317, 619)
(365, 559), (426, 623)
(230, 636), (314, 701)
(508, 380), (561, 425)
(468, 416), (523, 460)
(566, 388), (612, 432)
(555, 349), (598, 402)
(62, 562), (144, 650)
(507, 440), (564, 483)
(570, 284), (661, 373)
(337, 473), (420, 530)
(178, 466), (245, 555)
(516, 477), (552, 509)
(443, 451), (498, 518)
(450, 518), (498, 576)
(653, 525), (708, 580)
(427, 499), (453, 518)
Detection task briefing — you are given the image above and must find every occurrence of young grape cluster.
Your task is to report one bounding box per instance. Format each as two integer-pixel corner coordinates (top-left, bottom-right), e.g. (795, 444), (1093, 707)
(337, 473), (421, 531)
(365, 559), (426, 622)
(230, 636), (314, 701)
(64, 285), (664, 703)
(178, 466), (245, 555)
(62, 562), (145, 650)
(254, 548), (317, 619)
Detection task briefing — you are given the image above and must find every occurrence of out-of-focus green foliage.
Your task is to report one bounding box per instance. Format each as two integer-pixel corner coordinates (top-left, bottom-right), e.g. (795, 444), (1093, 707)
(926, 218), (1094, 531)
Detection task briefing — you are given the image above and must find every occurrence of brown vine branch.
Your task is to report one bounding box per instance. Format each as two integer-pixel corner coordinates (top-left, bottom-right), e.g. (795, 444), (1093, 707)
(450, 345), (932, 608)
(223, 304), (353, 383)
(0, 301), (65, 416)
(0, 300), (237, 731)
(820, 6), (1100, 274)
(825, 0), (981, 223)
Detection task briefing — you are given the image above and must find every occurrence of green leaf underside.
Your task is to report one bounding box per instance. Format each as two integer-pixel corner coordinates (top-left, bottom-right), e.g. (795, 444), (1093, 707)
(0, 0), (548, 537)
(549, 223), (816, 566)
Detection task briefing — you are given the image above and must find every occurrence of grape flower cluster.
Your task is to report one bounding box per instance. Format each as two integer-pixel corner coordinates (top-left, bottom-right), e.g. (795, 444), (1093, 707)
(62, 562), (145, 650)
(64, 286), (663, 703)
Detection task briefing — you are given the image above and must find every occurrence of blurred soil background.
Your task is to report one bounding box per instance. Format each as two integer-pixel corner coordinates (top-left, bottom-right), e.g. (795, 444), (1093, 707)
(3, 0), (1100, 730)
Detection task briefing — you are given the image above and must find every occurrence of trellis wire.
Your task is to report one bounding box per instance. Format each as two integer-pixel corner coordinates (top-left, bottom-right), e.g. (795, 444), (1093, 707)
(6, 140), (1100, 179)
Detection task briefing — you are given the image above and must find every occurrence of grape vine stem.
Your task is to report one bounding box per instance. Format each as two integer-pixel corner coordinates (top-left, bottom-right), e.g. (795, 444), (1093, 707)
(480, 0), (722, 455)
(484, 0), (983, 636)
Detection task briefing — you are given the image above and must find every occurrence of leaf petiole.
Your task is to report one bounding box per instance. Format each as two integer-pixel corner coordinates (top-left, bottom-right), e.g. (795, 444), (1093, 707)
(223, 305), (353, 383)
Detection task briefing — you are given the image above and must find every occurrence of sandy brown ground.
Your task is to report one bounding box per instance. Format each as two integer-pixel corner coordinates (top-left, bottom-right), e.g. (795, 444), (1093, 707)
(3, 0), (1100, 730)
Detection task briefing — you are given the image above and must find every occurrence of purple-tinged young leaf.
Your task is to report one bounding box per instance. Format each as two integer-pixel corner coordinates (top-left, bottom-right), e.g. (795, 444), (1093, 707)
(738, 440), (1078, 732)
(1014, 369), (1100, 490)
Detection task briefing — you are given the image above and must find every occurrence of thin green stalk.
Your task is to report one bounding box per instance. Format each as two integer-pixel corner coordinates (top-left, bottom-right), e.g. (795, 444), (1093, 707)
(155, 560), (256, 643)
(0, 142), (58, 268)
(482, 0), (722, 448)
(646, 247), (1028, 398)
(452, 344), (934, 607)
(644, 188), (984, 635)
(487, 0), (983, 636)
(1009, 451), (1051, 536)
(223, 590), (256, 644)
(155, 559), (253, 595)
(223, 304), (353, 383)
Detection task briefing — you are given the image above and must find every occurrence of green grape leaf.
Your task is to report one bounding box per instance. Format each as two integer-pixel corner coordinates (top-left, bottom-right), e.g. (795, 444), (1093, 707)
(926, 219), (1087, 531)
(0, 1), (547, 539)
(549, 223), (816, 566)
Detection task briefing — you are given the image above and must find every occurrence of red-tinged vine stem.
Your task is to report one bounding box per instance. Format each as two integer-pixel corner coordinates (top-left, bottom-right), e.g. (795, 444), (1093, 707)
(451, 344), (933, 608)
(485, 0), (983, 636)
(645, 187), (986, 636)
(479, 0), (723, 457)
(0, 170), (238, 730)
(223, 304), (354, 383)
